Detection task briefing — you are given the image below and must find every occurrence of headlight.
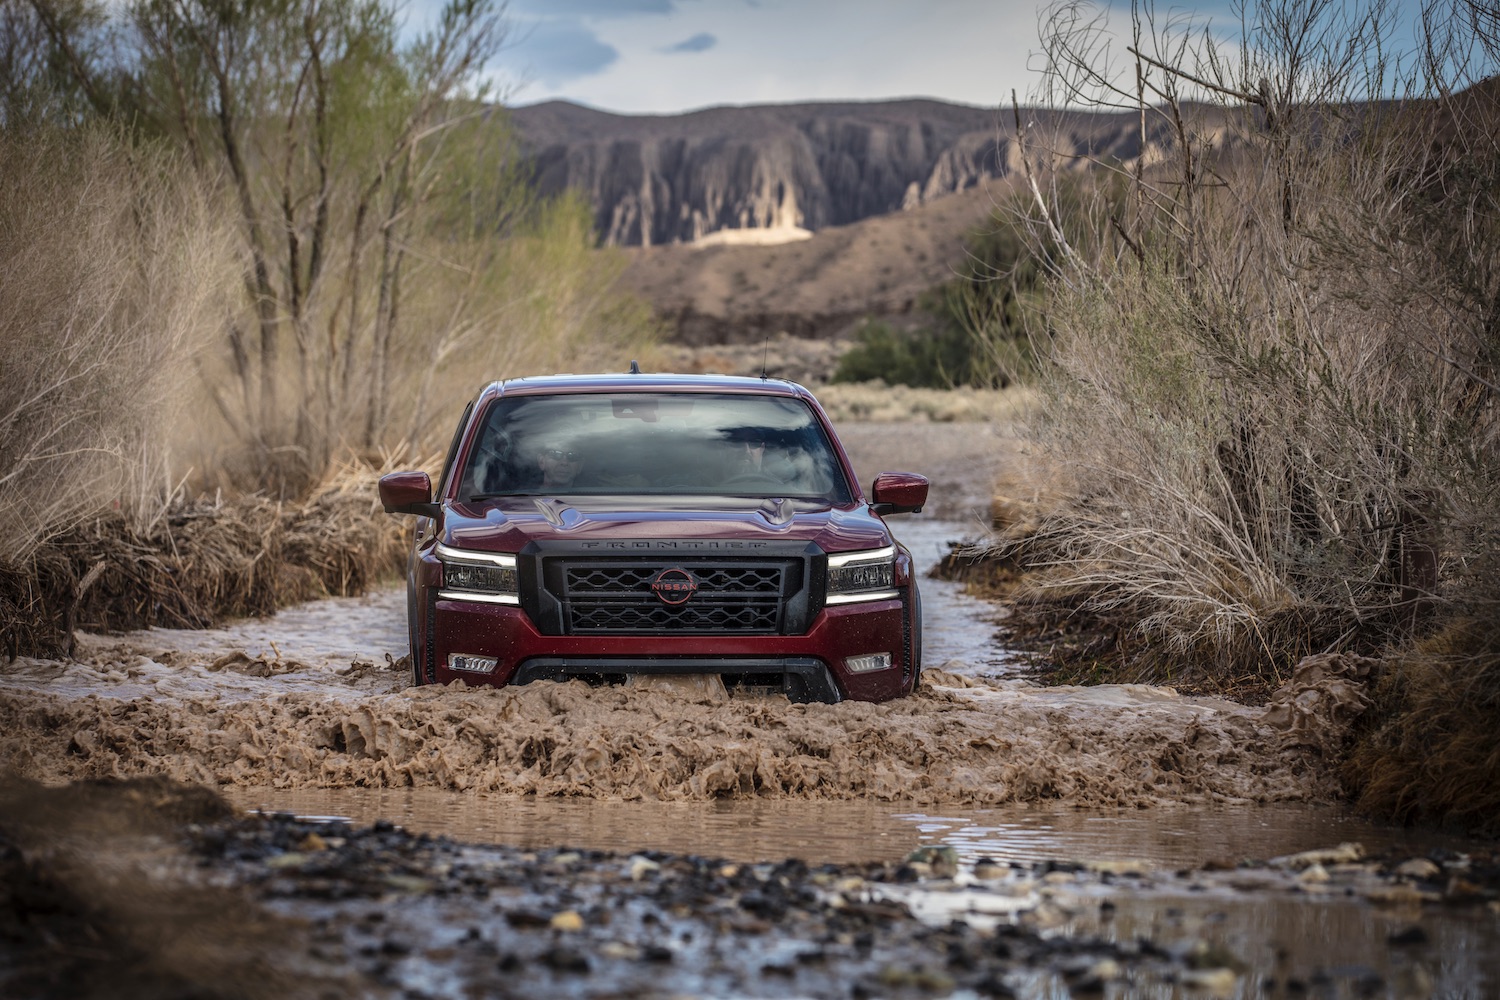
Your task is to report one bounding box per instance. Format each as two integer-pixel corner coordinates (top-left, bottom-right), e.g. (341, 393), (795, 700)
(825, 545), (898, 605)
(436, 543), (519, 604)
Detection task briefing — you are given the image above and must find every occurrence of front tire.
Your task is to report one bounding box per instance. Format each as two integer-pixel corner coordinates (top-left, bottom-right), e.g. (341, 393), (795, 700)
(907, 583), (923, 694)
(406, 582), (425, 686)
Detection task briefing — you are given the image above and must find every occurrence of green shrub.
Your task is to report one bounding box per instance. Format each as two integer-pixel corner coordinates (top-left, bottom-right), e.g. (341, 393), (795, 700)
(834, 223), (1044, 389)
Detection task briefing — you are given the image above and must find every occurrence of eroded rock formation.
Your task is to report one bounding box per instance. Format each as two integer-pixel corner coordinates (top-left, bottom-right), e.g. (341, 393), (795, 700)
(512, 100), (1014, 246)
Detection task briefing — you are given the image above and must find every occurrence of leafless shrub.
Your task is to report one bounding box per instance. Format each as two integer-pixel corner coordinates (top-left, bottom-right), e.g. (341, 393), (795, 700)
(1001, 0), (1500, 689)
(0, 122), (233, 560)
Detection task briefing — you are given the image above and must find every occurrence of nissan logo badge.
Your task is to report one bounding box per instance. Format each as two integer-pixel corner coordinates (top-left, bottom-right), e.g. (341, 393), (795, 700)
(651, 567), (698, 605)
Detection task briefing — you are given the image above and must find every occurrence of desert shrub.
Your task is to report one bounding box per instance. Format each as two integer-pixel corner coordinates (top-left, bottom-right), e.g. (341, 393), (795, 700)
(833, 223), (1044, 388)
(0, 123), (232, 558)
(1345, 616), (1500, 834)
(1003, 0), (1500, 696)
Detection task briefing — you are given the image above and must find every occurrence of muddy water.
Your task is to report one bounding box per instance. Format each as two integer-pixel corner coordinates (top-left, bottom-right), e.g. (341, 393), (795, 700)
(3, 419), (1498, 996)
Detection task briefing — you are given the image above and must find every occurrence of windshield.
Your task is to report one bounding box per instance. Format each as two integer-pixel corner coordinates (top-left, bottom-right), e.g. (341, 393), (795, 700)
(458, 392), (852, 503)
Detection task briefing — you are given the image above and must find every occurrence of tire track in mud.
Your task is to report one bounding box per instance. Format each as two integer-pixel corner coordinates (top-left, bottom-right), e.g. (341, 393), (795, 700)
(0, 660), (1334, 806)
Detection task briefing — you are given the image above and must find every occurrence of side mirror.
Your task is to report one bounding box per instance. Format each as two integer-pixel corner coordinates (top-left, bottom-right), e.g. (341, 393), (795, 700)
(870, 472), (928, 515)
(379, 471), (440, 519)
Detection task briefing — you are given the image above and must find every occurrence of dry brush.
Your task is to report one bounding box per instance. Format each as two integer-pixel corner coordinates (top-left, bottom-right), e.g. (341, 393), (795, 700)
(995, 0), (1500, 825)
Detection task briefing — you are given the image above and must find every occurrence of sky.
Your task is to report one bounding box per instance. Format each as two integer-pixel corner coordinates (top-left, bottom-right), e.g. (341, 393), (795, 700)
(480, 0), (1440, 116)
(487, 0), (1433, 116)
(493, 0), (1095, 114)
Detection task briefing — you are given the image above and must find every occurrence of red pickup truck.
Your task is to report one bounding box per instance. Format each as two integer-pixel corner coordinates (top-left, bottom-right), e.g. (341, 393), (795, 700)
(378, 370), (928, 703)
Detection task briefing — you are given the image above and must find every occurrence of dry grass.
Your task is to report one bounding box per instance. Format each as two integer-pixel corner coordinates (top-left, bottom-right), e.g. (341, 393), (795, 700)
(1345, 620), (1500, 834)
(989, 1), (1500, 696)
(987, 0), (1500, 821)
(815, 382), (1032, 424)
(1, 461), (407, 659)
(0, 124), (232, 559)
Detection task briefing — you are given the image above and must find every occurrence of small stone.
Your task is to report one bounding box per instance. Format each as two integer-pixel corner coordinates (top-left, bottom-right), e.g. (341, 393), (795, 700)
(1180, 967), (1239, 993)
(1395, 858), (1441, 880)
(540, 947), (590, 973)
(1087, 958), (1122, 982)
(972, 858), (1006, 880)
(550, 910), (584, 932)
(923, 846), (960, 878)
(1445, 877), (1484, 903)
(1364, 884), (1427, 906)
(381, 874), (434, 894)
(628, 857), (661, 881)
(1271, 843), (1365, 869)
(598, 941), (639, 960)
(1297, 863), (1330, 884)
(297, 832), (328, 852)
(266, 852), (308, 869)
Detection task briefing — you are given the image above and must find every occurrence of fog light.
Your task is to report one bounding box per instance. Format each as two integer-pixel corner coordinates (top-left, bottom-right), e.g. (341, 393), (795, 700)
(448, 653), (499, 674)
(844, 652), (892, 674)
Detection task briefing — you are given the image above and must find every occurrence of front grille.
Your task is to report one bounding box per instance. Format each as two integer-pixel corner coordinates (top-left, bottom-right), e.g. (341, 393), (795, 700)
(554, 559), (794, 634)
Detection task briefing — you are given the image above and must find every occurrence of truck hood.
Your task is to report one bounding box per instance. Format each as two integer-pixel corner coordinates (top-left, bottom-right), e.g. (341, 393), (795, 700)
(440, 495), (892, 555)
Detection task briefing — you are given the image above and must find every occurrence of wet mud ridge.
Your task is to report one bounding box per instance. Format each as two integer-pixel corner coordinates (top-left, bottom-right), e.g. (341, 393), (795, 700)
(0, 645), (1335, 806)
(4, 779), (1497, 1000)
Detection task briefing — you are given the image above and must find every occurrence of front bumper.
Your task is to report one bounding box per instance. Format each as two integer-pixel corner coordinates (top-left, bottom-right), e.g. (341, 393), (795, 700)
(427, 596), (913, 703)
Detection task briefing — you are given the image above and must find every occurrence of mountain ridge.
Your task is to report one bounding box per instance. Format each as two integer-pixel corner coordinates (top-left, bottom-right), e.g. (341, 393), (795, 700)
(510, 98), (1019, 247)
(507, 97), (1227, 343)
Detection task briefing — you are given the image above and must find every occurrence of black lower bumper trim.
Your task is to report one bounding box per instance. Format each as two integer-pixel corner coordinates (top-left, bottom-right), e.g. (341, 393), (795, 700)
(512, 656), (842, 705)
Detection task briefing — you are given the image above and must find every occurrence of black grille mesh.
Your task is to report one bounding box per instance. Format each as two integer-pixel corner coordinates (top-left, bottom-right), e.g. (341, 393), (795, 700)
(556, 561), (790, 634)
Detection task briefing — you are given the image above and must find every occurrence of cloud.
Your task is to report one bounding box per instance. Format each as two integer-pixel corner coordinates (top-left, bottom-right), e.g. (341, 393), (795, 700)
(662, 32), (716, 54)
(512, 0), (677, 17)
(508, 18), (619, 88)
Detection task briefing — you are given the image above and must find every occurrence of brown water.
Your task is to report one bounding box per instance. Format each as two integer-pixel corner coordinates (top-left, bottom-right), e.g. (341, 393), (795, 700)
(218, 787), (1460, 871)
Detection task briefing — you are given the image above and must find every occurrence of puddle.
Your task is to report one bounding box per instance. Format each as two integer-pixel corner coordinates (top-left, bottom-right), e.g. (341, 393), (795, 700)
(222, 787), (1472, 869)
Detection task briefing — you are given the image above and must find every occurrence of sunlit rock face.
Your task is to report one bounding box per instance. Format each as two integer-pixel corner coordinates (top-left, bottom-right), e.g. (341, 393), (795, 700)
(512, 100), (1010, 246)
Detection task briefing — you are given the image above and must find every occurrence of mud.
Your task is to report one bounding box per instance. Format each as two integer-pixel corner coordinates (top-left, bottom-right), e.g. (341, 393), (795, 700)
(0, 645), (1333, 806)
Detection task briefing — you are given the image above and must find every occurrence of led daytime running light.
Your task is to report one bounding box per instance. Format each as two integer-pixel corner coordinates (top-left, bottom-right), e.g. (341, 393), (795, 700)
(437, 543), (519, 604)
(826, 545), (899, 605)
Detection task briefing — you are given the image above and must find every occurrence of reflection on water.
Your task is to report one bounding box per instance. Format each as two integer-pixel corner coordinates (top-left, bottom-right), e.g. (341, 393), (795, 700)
(223, 787), (1471, 870)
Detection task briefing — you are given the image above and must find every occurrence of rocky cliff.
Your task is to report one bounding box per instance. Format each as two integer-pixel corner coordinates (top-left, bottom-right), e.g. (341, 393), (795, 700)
(509, 98), (1198, 247)
(510, 99), (1021, 247)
